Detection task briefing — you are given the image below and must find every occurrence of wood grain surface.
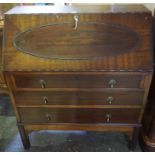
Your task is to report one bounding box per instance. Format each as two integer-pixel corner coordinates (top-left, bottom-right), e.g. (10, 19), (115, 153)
(18, 107), (141, 124)
(3, 6), (153, 71)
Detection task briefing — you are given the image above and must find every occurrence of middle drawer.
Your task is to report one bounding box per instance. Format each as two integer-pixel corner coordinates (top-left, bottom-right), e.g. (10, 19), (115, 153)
(15, 90), (144, 106)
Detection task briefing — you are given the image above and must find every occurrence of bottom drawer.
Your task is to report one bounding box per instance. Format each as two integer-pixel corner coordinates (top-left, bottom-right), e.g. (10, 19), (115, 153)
(18, 108), (140, 124)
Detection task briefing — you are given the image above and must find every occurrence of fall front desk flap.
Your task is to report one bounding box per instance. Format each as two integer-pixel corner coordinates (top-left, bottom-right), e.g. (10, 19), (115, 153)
(2, 5), (153, 71)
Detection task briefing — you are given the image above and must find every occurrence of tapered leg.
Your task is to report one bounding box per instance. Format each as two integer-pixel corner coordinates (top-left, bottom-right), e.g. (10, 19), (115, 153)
(129, 127), (140, 150)
(18, 124), (30, 149)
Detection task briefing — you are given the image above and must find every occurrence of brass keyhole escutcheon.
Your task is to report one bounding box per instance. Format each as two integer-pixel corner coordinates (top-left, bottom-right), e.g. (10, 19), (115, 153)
(73, 15), (78, 30)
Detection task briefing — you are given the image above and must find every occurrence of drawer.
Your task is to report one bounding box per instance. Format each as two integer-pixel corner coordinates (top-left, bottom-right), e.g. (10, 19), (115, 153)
(18, 107), (140, 124)
(13, 73), (142, 89)
(15, 90), (144, 106)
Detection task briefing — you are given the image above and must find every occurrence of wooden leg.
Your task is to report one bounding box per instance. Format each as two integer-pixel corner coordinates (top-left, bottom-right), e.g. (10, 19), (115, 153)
(17, 124), (30, 149)
(129, 127), (140, 150)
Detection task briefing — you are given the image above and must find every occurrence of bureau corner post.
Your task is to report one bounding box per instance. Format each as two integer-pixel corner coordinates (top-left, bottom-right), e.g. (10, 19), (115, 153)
(17, 124), (30, 150)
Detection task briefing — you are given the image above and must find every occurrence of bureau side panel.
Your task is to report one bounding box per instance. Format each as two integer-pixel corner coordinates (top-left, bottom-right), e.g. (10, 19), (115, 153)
(139, 72), (153, 122)
(4, 72), (20, 120)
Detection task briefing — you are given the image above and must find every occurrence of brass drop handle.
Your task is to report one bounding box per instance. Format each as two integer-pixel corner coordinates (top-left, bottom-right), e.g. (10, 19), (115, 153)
(43, 96), (48, 104)
(109, 79), (116, 88)
(73, 15), (78, 30)
(39, 79), (46, 88)
(45, 113), (52, 121)
(106, 114), (111, 123)
(107, 96), (113, 104)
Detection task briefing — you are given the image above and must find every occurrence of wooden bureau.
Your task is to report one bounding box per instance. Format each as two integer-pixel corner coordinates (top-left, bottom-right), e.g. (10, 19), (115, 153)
(2, 5), (153, 150)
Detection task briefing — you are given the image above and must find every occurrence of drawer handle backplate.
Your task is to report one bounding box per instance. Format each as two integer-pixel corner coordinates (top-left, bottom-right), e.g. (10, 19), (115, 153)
(106, 114), (111, 123)
(107, 96), (113, 104)
(45, 113), (52, 121)
(109, 79), (117, 88)
(43, 96), (48, 104)
(39, 79), (46, 88)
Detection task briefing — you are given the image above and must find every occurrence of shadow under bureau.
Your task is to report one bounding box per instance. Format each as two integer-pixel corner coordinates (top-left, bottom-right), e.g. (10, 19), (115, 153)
(2, 5), (153, 150)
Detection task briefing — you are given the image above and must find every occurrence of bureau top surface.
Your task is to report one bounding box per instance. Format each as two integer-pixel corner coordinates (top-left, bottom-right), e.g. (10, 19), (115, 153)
(5, 4), (150, 14)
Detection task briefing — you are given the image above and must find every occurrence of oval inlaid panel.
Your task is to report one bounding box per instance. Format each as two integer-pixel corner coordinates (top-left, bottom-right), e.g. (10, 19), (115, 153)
(13, 23), (140, 60)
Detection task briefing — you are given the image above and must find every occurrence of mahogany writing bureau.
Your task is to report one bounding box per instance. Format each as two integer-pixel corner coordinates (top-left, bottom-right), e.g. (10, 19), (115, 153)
(2, 5), (153, 149)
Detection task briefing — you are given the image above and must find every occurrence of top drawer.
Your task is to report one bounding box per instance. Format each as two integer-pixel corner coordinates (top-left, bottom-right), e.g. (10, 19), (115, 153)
(12, 72), (143, 89)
